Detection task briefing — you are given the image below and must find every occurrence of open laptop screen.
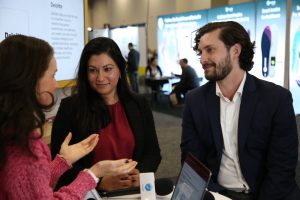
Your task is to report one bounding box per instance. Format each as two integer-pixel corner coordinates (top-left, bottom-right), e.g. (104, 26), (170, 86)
(171, 153), (212, 200)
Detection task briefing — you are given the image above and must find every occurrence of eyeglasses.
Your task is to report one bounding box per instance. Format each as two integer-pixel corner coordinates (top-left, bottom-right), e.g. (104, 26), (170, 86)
(87, 64), (116, 76)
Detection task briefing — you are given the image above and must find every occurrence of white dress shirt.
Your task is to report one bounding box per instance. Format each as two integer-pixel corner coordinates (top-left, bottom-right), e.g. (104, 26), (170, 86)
(216, 72), (250, 191)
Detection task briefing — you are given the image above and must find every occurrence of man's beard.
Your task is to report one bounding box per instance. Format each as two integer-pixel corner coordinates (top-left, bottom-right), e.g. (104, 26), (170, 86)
(205, 54), (232, 81)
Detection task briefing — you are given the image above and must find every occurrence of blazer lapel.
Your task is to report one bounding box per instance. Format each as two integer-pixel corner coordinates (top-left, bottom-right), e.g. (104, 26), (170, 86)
(207, 83), (223, 158)
(123, 99), (140, 139)
(122, 98), (143, 158)
(238, 74), (258, 152)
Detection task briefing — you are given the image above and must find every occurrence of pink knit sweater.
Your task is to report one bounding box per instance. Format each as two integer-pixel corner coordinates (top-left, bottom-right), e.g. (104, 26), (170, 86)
(0, 137), (96, 199)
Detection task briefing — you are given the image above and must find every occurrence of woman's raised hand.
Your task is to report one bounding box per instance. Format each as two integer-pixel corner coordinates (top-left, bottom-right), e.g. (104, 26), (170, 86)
(59, 132), (99, 165)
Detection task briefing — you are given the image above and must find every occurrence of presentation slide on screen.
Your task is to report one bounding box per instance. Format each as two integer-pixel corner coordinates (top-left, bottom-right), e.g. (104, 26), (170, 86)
(252, 0), (286, 86)
(157, 10), (207, 84)
(207, 2), (256, 42)
(290, 0), (300, 115)
(0, 0), (85, 81)
(110, 26), (147, 68)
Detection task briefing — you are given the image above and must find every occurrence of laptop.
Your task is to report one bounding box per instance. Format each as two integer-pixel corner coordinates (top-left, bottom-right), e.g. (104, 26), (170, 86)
(171, 153), (212, 200)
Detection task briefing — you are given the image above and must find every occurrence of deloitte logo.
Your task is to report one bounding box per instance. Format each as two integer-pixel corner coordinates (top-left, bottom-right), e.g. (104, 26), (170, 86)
(144, 183), (153, 191)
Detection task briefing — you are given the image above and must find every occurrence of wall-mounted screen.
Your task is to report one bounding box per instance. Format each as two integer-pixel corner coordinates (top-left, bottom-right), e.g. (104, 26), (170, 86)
(157, 10), (207, 82)
(0, 0), (85, 81)
(252, 0), (286, 86)
(207, 2), (256, 42)
(110, 25), (147, 68)
(290, 0), (300, 115)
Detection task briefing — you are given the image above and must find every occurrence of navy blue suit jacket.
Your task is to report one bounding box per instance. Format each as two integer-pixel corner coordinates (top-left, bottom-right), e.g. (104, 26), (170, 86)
(181, 73), (299, 200)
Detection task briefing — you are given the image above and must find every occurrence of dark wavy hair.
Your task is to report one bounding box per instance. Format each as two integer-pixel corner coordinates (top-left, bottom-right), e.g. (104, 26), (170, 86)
(72, 37), (133, 136)
(0, 35), (54, 169)
(193, 21), (255, 71)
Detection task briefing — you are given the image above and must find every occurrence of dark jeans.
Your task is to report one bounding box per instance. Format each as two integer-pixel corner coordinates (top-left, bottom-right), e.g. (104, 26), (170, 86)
(128, 71), (139, 93)
(172, 88), (187, 104)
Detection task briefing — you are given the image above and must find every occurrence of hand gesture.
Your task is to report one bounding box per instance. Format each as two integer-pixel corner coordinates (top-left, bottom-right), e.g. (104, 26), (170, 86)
(90, 159), (137, 178)
(98, 174), (133, 191)
(98, 168), (140, 191)
(129, 168), (140, 187)
(59, 132), (99, 165)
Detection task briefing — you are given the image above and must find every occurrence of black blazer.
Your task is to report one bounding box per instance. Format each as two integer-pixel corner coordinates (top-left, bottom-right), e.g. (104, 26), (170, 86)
(51, 95), (161, 189)
(181, 73), (299, 200)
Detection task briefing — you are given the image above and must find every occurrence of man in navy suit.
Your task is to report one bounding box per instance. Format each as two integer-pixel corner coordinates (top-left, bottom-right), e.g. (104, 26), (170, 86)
(181, 21), (299, 200)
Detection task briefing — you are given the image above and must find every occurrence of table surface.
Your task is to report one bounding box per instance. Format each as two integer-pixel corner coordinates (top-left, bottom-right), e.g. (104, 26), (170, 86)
(85, 190), (232, 200)
(147, 76), (177, 80)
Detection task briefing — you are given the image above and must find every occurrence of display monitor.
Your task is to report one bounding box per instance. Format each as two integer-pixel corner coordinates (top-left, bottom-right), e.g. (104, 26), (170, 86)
(253, 0), (287, 86)
(0, 0), (85, 82)
(207, 2), (256, 42)
(157, 10), (207, 85)
(289, 0), (300, 115)
(171, 153), (212, 200)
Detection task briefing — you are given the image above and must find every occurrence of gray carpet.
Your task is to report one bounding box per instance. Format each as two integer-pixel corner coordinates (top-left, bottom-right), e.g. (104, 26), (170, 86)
(153, 111), (181, 179)
(152, 103), (300, 187)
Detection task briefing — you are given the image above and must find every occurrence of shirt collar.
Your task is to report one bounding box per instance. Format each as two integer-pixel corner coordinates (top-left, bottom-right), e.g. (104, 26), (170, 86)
(216, 72), (247, 100)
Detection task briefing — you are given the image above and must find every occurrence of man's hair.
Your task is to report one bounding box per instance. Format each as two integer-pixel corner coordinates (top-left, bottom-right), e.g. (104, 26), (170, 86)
(181, 58), (188, 64)
(128, 42), (133, 48)
(193, 21), (255, 71)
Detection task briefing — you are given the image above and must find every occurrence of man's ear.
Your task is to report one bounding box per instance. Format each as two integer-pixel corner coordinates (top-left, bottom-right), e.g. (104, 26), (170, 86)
(232, 43), (242, 57)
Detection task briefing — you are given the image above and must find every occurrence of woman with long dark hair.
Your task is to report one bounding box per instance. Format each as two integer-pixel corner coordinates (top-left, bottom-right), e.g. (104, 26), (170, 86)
(51, 37), (161, 192)
(0, 35), (137, 199)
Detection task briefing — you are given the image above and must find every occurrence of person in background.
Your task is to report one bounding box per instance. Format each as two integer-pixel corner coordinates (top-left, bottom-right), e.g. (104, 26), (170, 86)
(145, 57), (165, 101)
(0, 35), (137, 200)
(145, 57), (164, 99)
(146, 57), (163, 79)
(127, 42), (140, 93)
(181, 21), (300, 200)
(171, 58), (199, 105)
(147, 48), (157, 66)
(51, 37), (161, 192)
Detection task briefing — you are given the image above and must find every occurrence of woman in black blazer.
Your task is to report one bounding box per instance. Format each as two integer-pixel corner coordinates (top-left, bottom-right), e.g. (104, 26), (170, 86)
(51, 37), (161, 192)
